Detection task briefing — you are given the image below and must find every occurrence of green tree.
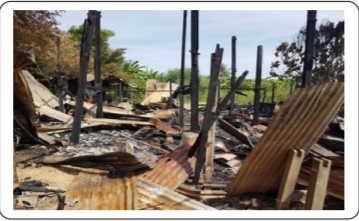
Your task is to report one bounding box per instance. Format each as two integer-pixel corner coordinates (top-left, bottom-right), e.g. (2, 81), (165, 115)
(67, 24), (126, 78)
(14, 10), (62, 75)
(219, 64), (231, 88)
(270, 19), (344, 85)
(123, 60), (145, 75)
(165, 68), (192, 85)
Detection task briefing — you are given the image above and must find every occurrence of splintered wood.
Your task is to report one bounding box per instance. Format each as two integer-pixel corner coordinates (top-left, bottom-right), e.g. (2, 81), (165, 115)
(229, 83), (344, 196)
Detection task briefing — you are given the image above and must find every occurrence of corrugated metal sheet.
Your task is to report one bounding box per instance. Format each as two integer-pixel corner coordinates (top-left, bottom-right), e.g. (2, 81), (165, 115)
(229, 83), (344, 195)
(140, 143), (196, 190)
(137, 179), (215, 210)
(63, 173), (214, 210)
(64, 173), (137, 210)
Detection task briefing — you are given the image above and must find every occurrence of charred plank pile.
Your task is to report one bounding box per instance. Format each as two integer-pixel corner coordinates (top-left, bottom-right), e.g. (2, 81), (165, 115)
(13, 45), (344, 211)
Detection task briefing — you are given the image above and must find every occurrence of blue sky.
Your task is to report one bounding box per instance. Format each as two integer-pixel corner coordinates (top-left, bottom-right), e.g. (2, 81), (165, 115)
(57, 10), (344, 79)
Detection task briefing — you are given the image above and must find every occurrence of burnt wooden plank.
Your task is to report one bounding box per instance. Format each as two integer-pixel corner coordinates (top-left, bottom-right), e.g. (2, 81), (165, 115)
(218, 118), (254, 148)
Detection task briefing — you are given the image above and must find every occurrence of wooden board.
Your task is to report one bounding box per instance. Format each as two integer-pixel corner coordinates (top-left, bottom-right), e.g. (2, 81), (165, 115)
(22, 70), (59, 108)
(65, 100), (135, 116)
(37, 106), (74, 126)
(214, 153), (237, 161)
(218, 118), (254, 148)
(85, 118), (153, 126)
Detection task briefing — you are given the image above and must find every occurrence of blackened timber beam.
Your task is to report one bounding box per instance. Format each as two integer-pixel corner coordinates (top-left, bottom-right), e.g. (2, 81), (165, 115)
(179, 10), (187, 128)
(219, 71), (249, 111)
(204, 83), (219, 182)
(94, 10), (103, 118)
(230, 36), (237, 115)
(70, 12), (95, 144)
(188, 70), (249, 158)
(253, 45), (263, 125)
(302, 10), (317, 88)
(192, 44), (223, 185)
(190, 10), (199, 132)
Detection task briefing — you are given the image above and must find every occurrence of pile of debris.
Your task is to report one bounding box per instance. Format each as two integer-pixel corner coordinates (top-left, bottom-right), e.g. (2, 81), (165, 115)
(13, 52), (344, 211)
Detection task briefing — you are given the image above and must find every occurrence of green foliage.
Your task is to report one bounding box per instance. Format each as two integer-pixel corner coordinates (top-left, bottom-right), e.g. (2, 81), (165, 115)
(67, 24), (125, 78)
(165, 68), (192, 85)
(14, 10), (62, 76)
(68, 24), (115, 49)
(123, 60), (144, 75)
(219, 64), (231, 87)
(106, 89), (117, 101)
(194, 77), (294, 106)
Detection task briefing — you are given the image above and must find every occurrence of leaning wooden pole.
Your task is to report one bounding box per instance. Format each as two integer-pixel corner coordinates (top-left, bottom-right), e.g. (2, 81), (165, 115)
(94, 10), (103, 118)
(70, 12), (95, 144)
(204, 83), (219, 182)
(230, 36), (237, 115)
(179, 10), (187, 128)
(253, 45), (263, 125)
(302, 10), (317, 88)
(192, 44), (223, 185)
(190, 10), (199, 132)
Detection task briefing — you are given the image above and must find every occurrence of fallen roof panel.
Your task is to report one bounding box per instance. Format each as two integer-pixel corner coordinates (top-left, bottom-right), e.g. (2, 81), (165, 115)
(64, 173), (137, 210)
(137, 179), (216, 210)
(140, 143), (196, 190)
(229, 83), (344, 195)
(22, 70), (59, 108)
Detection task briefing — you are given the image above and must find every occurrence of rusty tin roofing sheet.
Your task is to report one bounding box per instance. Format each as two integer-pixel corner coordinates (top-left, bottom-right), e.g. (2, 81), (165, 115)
(140, 143), (196, 190)
(137, 179), (216, 210)
(64, 173), (137, 210)
(229, 83), (344, 196)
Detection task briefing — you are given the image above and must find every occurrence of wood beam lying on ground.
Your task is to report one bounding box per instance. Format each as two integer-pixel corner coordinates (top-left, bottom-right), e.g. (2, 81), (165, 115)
(218, 118), (254, 148)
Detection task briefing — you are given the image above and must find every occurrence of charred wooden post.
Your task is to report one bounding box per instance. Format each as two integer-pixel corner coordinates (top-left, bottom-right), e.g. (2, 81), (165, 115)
(230, 36), (237, 115)
(94, 10), (103, 118)
(179, 10), (187, 128)
(190, 10), (199, 132)
(302, 10), (317, 88)
(204, 61), (220, 182)
(305, 158), (331, 210)
(253, 45), (263, 125)
(276, 149), (305, 209)
(70, 12), (95, 144)
(190, 70), (249, 185)
(192, 44), (223, 185)
(56, 37), (64, 112)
